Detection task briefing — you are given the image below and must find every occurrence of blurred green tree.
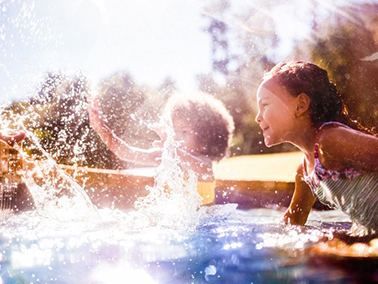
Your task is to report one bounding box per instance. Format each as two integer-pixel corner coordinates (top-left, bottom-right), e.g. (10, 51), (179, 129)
(302, 3), (378, 132)
(96, 73), (178, 150)
(201, 0), (297, 155)
(96, 72), (146, 138)
(8, 72), (126, 169)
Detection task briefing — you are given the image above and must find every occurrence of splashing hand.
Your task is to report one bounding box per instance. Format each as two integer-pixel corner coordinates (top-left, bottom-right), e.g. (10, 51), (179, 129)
(87, 95), (108, 132)
(150, 122), (168, 148)
(0, 131), (26, 146)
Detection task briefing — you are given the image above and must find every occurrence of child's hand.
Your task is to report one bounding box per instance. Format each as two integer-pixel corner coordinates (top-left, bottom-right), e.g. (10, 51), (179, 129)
(150, 122), (167, 148)
(0, 131), (26, 146)
(87, 95), (108, 132)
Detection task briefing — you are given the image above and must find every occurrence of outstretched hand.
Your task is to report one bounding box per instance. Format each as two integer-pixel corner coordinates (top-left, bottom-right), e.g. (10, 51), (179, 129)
(150, 122), (168, 148)
(87, 95), (108, 133)
(0, 131), (26, 146)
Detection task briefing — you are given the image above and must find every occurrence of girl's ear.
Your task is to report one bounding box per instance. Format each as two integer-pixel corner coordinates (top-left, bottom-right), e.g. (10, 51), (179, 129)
(295, 93), (311, 117)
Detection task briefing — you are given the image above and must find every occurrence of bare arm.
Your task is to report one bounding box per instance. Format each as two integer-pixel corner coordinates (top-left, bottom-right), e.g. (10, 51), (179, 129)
(318, 126), (378, 172)
(87, 99), (161, 166)
(283, 164), (316, 226)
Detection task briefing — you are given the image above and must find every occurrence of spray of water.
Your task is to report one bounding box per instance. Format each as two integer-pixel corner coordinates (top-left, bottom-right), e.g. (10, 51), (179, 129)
(130, 115), (203, 231)
(0, 105), (98, 220)
(0, 97), (208, 233)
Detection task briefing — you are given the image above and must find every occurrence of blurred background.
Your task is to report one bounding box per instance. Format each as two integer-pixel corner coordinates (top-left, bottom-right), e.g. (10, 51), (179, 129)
(1, 0), (378, 169)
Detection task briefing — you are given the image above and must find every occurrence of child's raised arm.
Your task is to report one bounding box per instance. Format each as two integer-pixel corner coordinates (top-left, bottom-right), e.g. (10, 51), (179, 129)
(87, 97), (161, 166)
(283, 164), (316, 226)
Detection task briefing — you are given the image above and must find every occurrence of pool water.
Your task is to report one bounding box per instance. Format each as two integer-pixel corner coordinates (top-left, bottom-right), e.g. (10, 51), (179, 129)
(1, 206), (375, 284)
(1, 116), (376, 284)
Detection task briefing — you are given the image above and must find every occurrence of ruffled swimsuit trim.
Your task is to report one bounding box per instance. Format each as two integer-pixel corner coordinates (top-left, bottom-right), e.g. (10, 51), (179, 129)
(302, 121), (364, 192)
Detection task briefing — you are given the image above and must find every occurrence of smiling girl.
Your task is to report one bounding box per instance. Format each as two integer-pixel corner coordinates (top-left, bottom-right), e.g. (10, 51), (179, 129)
(256, 61), (378, 236)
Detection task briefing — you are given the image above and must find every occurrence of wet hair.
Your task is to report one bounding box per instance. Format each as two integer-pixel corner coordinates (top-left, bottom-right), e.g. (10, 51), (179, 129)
(164, 92), (234, 162)
(264, 61), (344, 127)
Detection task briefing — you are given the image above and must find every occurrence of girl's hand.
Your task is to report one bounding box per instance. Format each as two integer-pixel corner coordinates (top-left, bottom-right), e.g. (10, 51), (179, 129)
(283, 164), (316, 226)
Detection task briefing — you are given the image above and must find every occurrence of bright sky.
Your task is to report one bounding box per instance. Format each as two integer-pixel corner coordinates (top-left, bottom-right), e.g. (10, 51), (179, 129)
(1, 0), (366, 106)
(0, 0), (212, 104)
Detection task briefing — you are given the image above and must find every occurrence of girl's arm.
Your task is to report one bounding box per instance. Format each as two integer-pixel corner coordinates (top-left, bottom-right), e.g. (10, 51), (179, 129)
(283, 164), (317, 226)
(87, 100), (161, 166)
(318, 126), (378, 172)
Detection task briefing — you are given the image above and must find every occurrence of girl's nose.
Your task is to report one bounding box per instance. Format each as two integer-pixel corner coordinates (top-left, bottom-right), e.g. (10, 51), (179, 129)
(255, 112), (262, 124)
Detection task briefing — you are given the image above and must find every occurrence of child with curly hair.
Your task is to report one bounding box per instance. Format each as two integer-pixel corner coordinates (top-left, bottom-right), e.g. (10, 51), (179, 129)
(88, 92), (234, 205)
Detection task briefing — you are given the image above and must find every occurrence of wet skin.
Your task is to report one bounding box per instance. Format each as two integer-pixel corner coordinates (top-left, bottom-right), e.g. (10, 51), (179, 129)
(255, 78), (299, 148)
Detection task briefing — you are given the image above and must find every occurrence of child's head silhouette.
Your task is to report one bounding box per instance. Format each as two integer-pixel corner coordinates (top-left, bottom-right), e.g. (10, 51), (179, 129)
(264, 61), (343, 126)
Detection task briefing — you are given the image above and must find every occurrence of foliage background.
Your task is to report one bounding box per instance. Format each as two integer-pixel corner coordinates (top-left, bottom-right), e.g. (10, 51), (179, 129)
(2, 0), (378, 169)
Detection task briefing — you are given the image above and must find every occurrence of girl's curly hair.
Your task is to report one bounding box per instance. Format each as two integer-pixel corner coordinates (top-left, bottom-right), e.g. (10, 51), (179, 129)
(164, 92), (234, 161)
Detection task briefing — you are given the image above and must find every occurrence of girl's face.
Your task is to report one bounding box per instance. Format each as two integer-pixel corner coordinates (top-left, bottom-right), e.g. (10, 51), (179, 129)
(172, 118), (200, 155)
(255, 78), (298, 147)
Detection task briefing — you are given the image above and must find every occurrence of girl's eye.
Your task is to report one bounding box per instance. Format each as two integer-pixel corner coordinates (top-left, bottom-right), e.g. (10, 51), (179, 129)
(176, 131), (188, 137)
(260, 103), (269, 110)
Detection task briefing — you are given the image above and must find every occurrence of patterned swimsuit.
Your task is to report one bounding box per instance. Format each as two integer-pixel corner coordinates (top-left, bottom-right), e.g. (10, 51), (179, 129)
(302, 122), (378, 235)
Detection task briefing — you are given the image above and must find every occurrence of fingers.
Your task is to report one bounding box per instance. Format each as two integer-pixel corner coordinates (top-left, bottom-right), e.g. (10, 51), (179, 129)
(13, 131), (26, 143)
(87, 96), (102, 116)
(86, 93), (101, 109)
(0, 131), (26, 146)
(87, 102), (98, 116)
(87, 102), (107, 124)
(92, 97), (100, 109)
(152, 140), (164, 148)
(149, 123), (169, 142)
(87, 97), (102, 120)
(85, 92), (92, 102)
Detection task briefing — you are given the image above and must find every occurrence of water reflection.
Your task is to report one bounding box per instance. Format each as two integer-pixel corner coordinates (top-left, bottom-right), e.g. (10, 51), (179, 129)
(0, 205), (374, 283)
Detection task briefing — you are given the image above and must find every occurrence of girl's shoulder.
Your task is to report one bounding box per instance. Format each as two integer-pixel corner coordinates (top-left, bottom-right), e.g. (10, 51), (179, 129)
(316, 121), (360, 147)
(316, 121), (378, 172)
(316, 122), (358, 170)
(317, 121), (375, 149)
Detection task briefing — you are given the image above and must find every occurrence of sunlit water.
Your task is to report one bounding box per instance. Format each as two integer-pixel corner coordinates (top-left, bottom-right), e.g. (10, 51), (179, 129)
(0, 206), (360, 284)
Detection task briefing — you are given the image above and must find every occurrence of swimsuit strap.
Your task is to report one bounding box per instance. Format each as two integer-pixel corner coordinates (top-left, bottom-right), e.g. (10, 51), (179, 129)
(315, 121), (349, 147)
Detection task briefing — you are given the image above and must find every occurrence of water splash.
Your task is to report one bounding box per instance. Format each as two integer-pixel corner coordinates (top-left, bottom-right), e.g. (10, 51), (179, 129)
(0, 100), (207, 233)
(131, 115), (203, 231)
(0, 106), (98, 218)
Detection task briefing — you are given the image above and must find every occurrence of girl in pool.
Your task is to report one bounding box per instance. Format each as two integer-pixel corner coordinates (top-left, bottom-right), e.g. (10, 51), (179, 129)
(87, 92), (234, 205)
(255, 61), (378, 236)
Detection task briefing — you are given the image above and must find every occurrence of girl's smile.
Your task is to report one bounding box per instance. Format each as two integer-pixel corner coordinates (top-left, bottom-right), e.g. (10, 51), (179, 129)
(255, 78), (298, 147)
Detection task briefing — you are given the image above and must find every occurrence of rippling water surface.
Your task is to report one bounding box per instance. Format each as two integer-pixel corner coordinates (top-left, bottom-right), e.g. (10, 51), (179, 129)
(2, 206), (373, 284)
